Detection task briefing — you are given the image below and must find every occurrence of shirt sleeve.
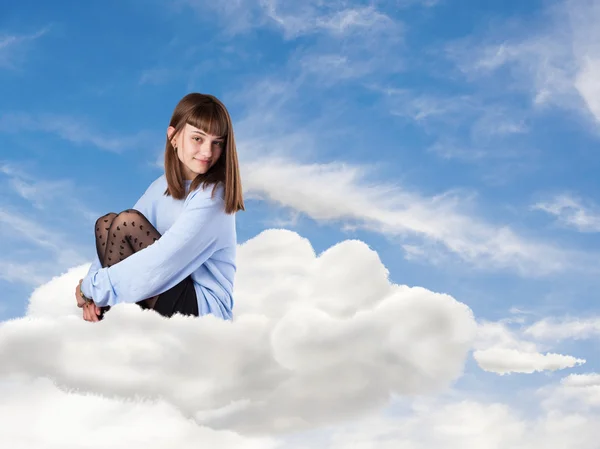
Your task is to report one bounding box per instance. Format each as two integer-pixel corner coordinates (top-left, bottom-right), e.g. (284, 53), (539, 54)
(80, 189), (225, 307)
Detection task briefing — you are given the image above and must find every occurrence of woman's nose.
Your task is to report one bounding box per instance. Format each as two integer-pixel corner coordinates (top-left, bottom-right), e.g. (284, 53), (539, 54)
(200, 142), (212, 156)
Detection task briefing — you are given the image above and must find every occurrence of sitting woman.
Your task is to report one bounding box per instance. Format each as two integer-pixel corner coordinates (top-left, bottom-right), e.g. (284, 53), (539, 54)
(75, 92), (244, 322)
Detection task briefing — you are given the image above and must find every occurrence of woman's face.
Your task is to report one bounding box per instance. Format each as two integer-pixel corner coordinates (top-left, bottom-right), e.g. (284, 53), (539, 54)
(168, 123), (225, 180)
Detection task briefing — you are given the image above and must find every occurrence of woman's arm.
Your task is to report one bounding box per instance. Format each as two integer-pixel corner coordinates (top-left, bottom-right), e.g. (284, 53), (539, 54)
(80, 189), (228, 307)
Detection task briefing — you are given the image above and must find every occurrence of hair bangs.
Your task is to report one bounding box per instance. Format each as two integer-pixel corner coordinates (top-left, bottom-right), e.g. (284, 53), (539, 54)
(187, 102), (229, 138)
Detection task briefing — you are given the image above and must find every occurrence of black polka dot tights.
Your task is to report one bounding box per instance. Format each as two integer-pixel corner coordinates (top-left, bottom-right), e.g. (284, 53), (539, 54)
(93, 209), (162, 316)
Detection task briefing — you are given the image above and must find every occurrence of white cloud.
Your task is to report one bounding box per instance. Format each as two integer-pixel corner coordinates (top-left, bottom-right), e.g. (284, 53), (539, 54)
(474, 320), (538, 353)
(0, 208), (85, 269)
(179, 0), (401, 40)
(524, 317), (600, 341)
(473, 347), (585, 375)
(315, 396), (600, 449)
(539, 372), (600, 410)
(0, 378), (279, 449)
(262, 2), (397, 39)
(0, 229), (476, 437)
(177, 0), (404, 84)
(0, 27), (48, 69)
(575, 56), (600, 123)
(241, 157), (584, 276)
(0, 259), (61, 286)
(472, 320), (585, 375)
(0, 165), (99, 287)
(446, 0), (600, 127)
(532, 194), (600, 232)
(0, 163), (97, 217)
(562, 373), (600, 388)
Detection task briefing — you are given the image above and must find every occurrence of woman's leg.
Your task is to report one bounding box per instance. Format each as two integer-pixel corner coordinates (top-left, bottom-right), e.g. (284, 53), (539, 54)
(102, 209), (160, 267)
(95, 212), (118, 262)
(93, 209), (161, 317)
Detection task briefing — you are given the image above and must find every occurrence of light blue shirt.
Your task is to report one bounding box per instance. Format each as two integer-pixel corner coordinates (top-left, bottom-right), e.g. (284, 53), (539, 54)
(80, 175), (237, 320)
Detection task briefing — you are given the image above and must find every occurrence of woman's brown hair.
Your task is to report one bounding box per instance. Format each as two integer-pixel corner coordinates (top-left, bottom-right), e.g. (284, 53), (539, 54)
(164, 93), (244, 214)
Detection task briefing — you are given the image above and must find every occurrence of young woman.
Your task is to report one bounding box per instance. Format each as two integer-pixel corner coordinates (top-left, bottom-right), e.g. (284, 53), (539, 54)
(75, 93), (244, 322)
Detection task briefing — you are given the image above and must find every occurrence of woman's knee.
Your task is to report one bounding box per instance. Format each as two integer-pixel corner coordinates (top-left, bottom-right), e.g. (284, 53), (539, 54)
(115, 209), (146, 227)
(95, 212), (117, 229)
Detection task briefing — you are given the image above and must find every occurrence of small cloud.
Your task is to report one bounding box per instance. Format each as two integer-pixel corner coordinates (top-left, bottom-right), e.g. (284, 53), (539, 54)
(0, 27), (49, 69)
(562, 373), (600, 388)
(473, 347), (585, 375)
(472, 320), (585, 375)
(532, 194), (600, 233)
(551, 372), (600, 409)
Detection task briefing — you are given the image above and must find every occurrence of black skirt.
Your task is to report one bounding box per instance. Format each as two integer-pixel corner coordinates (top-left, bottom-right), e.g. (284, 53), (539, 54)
(152, 276), (199, 317)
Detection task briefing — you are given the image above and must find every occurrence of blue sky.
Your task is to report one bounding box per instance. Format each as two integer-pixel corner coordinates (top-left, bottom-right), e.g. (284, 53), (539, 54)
(2, 0), (600, 446)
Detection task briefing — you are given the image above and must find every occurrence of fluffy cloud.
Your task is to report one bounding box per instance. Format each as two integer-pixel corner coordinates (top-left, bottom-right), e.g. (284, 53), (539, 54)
(556, 373), (600, 408)
(309, 395), (600, 449)
(472, 321), (585, 375)
(0, 229), (476, 438)
(474, 347), (585, 375)
(0, 378), (279, 449)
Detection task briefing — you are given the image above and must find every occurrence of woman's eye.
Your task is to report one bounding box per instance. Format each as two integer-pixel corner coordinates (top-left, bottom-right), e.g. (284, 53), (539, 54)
(214, 141), (224, 147)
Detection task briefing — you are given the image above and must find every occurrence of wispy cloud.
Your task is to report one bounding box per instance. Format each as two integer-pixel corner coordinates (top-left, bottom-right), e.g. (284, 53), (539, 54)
(0, 163), (94, 286)
(0, 113), (152, 153)
(224, 67), (593, 278)
(262, 3), (398, 39)
(178, 0), (405, 39)
(375, 87), (533, 166)
(0, 259), (59, 286)
(177, 0), (405, 84)
(0, 205), (87, 286)
(1, 163), (72, 209)
(0, 27), (49, 69)
(532, 194), (600, 233)
(241, 157), (587, 277)
(0, 162), (99, 222)
(524, 316), (600, 341)
(445, 0), (600, 129)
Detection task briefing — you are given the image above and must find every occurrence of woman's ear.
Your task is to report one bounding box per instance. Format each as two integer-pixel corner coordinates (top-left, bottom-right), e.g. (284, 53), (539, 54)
(167, 126), (176, 145)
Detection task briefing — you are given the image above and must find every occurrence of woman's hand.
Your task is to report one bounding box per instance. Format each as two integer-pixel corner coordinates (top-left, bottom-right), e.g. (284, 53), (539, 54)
(82, 301), (102, 322)
(75, 279), (87, 308)
(76, 279), (102, 322)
